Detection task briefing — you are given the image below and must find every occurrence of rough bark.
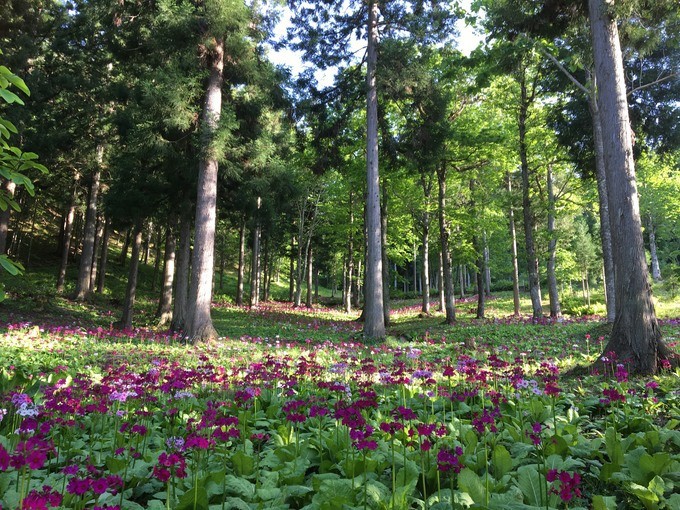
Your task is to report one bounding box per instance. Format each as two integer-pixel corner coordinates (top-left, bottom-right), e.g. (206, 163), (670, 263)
(236, 218), (246, 306)
(587, 76), (616, 322)
(546, 165), (561, 318)
(363, 0), (385, 339)
(518, 69), (543, 318)
(0, 180), (16, 254)
(171, 207), (191, 332)
(381, 181), (390, 325)
(186, 39), (224, 343)
(119, 222), (143, 330)
(157, 225), (176, 327)
(96, 218), (111, 294)
(74, 147), (102, 301)
(56, 174), (79, 294)
(436, 165), (456, 324)
(588, 0), (673, 374)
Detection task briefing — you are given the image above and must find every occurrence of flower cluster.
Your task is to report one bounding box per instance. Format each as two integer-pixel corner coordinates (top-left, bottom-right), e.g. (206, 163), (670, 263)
(547, 469), (582, 502)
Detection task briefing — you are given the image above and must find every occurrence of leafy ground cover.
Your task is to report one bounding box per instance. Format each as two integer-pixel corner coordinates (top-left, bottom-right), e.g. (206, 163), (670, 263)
(0, 299), (679, 510)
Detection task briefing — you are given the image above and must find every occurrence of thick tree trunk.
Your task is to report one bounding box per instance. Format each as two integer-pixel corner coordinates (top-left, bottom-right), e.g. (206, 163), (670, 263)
(588, 0), (672, 374)
(119, 221), (143, 330)
(74, 147), (102, 301)
(186, 39), (224, 343)
(157, 225), (176, 327)
(546, 165), (561, 318)
(236, 218), (246, 306)
(171, 207), (191, 332)
(0, 180), (16, 254)
(518, 70), (543, 318)
(647, 213), (662, 281)
(363, 0), (385, 339)
(587, 76), (616, 322)
(57, 175), (79, 293)
(436, 165), (456, 324)
(96, 218), (111, 293)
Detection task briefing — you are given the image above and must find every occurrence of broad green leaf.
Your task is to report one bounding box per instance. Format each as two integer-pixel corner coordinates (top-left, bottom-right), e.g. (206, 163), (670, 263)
(458, 468), (486, 505)
(626, 482), (659, 510)
(224, 475), (255, 499)
(517, 465), (543, 507)
(176, 485), (209, 510)
(209, 498), (250, 510)
(605, 427), (624, 466)
(592, 495), (617, 510)
(0, 88), (24, 105)
(231, 450), (255, 476)
(492, 444), (513, 478)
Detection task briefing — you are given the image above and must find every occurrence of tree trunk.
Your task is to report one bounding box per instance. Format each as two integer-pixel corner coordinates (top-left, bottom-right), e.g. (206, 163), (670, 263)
(436, 164), (456, 324)
(96, 218), (111, 294)
(74, 146), (103, 301)
(588, 0), (671, 374)
(236, 218), (246, 306)
(119, 228), (131, 266)
(0, 180), (16, 254)
(381, 180), (390, 326)
(518, 69), (543, 318)
(421, 210), (431, 315)
(157, 225), (176, 327)
(305, 246), (313, 307)
(288, 234), (295, 302)
(152, 225), (163, 291)
(546, 165), (561, 318)
(438, 251), (445, 312)
(171, 207), (191, 332)
(56, 174), (79, 294)
(345, 193), (354, 314)
(186, 38), (224, 343)
(363, 0), (385, 339)
(483, 234), (491, 297)
(647, 213), (662, 281)
(507, 174), (521, 316)
(587, 73), (616, 322)
(143, 221), (153, 265)
(474, 237), (485, 319)
(89, 213), (103, 292)
(458, 265), (465, 299)
(250, 197), (262, 307)
(119, 221), (143, 330)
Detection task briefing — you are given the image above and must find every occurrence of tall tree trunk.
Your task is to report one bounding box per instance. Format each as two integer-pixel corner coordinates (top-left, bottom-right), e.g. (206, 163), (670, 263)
(186, 39), (223, 343)
(421, 211), (431, 315)
(458, 265), (466, 299)
(546, 165), (561, 318)
(120, 221), (143, 330)
(518, 69), (543, 318)
(119, 228), (131, 266)
(250, 197), (262, 307)
(381, 181), (390, 325)
(171, 207), (191, 332)
(588, 0), (671, 374)
(237, 218), (246, 306)
(89, 213), (103, 292)
(305, 246), (313, 307)
(647, 213), (662, 281)
(587, 73), (616, 322)
(157, 225), (176, 327)
(507, 174), (521, 316)
(288, 233), (295, 303)
(143, 221), (153, 265)
(0, 180), (16, 254)
(74, 146), (103, 301)
(96, 218), (111, 294)
(438, 251), (445, 312)
(363, 0), (385, 339)
(56, 174), (79, 293)
(436, 165), (456, 324)
(151, 225), (163, 291)
(345, 193), (354, 314)
(483, 234), (491, 297)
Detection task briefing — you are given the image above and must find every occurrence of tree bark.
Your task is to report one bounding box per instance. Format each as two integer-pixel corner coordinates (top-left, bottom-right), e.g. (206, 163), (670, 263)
(0, 180), (16, 254)
(546, 165), (561, 318)
(344, 192), (354, 314)
(236, 218), (246, 306)
(56, 174), (79, 294)
(186, 38), (224, 343)
(151, 225), (163, 291)
(438, 251), (445, 312)
(250, 197), (262, 307)
(518, 68), (543, 318)
(588, 0), (672, 374)
(436, 164), (456, 324)
(119, 228), (131, 266)
(647, 213), (662, 281)
(96, 218), (110, 294)
(421, 210), (431, 315)
(119, 221), (143, 330)
(157, 225), (176, 327)
(483, 234), (491, 297)
(381, 180), (391, 325)
(363, 0), (385, 339)
(507, 174), (521, 316)
(305, 246), (313, 308)
(171, 207), (191, 332)
(587, 74), (616, 322)
(89, 213), (103, 292)
(74, 146), (102, 301)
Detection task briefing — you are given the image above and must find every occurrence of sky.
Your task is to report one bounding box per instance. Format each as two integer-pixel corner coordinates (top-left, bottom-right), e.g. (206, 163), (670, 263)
(267, 2), (485, 89)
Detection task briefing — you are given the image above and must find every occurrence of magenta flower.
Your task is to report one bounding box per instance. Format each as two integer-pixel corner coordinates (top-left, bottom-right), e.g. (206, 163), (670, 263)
(21, 485), (62, 510)
(437, 446), (464, 473)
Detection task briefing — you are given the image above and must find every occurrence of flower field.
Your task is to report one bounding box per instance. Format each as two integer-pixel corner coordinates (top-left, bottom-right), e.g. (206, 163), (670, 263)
(1, 304), (679, 510)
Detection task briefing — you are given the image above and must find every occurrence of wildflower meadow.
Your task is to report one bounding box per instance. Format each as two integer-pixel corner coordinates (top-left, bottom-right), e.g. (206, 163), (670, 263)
(1, 302), (679, 510)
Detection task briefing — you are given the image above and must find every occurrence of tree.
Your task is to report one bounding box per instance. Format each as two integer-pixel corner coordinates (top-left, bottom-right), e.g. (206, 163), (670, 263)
(588, 0), (674, 373)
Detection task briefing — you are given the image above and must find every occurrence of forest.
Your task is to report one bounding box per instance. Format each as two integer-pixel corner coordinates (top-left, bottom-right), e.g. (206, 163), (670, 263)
(0, 1), (679, 509)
